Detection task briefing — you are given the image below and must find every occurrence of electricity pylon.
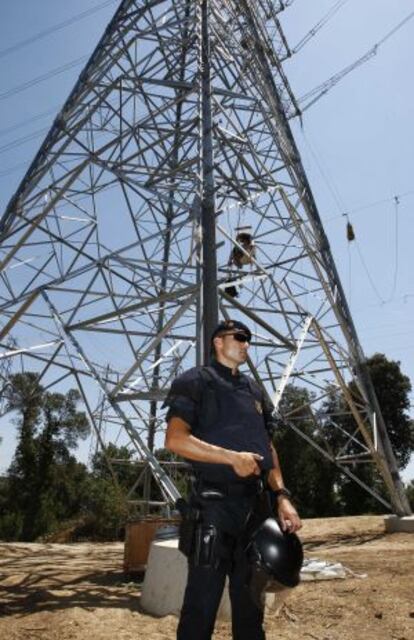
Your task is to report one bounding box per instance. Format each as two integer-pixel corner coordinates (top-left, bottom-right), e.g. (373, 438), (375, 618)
(0, 0), (410, 516)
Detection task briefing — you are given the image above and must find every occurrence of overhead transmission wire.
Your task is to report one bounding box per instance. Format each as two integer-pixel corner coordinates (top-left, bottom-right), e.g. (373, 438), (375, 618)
(301, 129), (346, 215)
(345, 208), (399, 306)
(340, 196), (400, 305)
(291, 0), (350, 54)
(0, 162), (29, 179)
(0, 54), (88, 102)
(349, 205), (401, 306)
(300, 130), (398, 307)
(0, 0), (118, 59)
(0, 106), (60, 138)
(325, 189), (414, 222)
(0, 1), (118, 163)
(0, 4), (410, 339)
(387, 196), (400, 302)
(301, 130), (358, 305)
(353, 239), (385, 305)
(299, 9), (414, 112)
(0, 127), (50, 155)
(0, 60), (107, 187)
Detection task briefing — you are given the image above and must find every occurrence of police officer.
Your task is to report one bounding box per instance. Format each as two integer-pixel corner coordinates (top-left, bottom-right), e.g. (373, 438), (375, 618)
(164, 319), (301, 640)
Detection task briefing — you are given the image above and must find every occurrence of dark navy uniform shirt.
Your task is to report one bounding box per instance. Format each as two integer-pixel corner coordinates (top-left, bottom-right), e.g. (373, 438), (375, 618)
(164, 360), (277, 484)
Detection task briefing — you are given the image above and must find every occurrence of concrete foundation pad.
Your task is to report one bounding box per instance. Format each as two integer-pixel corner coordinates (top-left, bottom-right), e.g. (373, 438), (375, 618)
(140, 538), (277, 620)
(384, 515), (414, 533)
(140, 538), (357, 619)
(140, 539), (188, 618)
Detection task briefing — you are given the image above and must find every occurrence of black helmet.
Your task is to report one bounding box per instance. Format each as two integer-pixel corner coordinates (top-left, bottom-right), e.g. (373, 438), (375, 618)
(245, 518), (303, 606)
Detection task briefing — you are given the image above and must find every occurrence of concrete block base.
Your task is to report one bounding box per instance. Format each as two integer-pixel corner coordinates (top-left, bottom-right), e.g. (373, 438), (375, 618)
(140, 538), (277, 620)
(384, 515), (414, 533)
(140, 539), (188, 618)
(140, 537), (353, 619)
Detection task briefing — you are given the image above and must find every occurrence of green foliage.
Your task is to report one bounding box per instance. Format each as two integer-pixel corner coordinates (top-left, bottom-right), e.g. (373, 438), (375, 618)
(91, 442), (137, 489)
(78, 476), (128, 540)
(406, 481), (414, 510)
(0, 373), (90, 541)
(335, 468), (387, 516)
(274, 352), (414, 517)
(0, 476), (23, 540)
(274, 385), (341, 518)
(357, 354), (414, 469)
(1, 354), (412, 539)
(334, 354), (413, 514)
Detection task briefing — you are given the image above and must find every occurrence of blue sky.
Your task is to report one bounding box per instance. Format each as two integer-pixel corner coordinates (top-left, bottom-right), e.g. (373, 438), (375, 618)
(0, 0), (413, 483)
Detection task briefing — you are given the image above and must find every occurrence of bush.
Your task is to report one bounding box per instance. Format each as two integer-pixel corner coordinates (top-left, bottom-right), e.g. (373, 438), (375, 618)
(79, 477), (128, 540)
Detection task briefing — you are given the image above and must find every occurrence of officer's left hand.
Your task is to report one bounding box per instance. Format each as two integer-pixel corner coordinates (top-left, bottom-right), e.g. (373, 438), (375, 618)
(277, 497), (302, 533)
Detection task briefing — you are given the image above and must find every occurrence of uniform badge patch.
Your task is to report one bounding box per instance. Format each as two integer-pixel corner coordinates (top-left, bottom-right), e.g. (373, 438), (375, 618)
(255, 400), (263, 415)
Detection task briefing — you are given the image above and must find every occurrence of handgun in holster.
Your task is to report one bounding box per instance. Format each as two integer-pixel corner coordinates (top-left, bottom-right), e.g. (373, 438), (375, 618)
(176, 491), (224, 568)
(175, 497), (200, 558)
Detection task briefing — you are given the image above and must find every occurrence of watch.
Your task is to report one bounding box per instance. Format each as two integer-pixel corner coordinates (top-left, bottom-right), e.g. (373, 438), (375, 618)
(273, 488), (292, 500)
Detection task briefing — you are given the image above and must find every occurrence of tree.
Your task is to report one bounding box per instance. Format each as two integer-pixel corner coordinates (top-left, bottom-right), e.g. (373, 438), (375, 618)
(91, 442), (137, 489)
(0, 373), (90, 540)
(79, 476), (128, 540)
(406, 480), (414, 511)
(319, 354), (414, 515)
(2, 373), (44, 539)
(356, 354), (414, 469)
(80, 442), (137, 539)
(274, 385), (340, 517)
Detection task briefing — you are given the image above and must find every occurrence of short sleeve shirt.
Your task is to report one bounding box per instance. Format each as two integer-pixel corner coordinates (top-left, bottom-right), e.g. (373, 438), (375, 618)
(163, 361), (277, 482)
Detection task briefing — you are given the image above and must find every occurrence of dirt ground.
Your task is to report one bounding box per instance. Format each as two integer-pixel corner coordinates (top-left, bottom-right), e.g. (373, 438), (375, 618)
(0, 515), (413, 640)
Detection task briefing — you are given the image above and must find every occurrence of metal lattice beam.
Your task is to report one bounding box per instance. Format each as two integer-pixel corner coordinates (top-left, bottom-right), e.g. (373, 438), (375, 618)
(0, 0), (410, 516)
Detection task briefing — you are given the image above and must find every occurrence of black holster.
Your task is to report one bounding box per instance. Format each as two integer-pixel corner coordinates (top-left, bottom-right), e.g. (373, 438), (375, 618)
(176, 498), (200, 558)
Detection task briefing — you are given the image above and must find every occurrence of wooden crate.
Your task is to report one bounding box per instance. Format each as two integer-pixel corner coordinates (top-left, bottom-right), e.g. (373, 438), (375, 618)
(123, 517), (179, 573)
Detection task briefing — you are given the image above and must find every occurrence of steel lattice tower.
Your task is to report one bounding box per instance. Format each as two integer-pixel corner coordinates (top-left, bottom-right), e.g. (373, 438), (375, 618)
(0, 0), (410, 515)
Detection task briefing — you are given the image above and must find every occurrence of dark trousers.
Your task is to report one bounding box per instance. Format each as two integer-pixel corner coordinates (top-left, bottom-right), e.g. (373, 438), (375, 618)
(177, 495), (266, 640)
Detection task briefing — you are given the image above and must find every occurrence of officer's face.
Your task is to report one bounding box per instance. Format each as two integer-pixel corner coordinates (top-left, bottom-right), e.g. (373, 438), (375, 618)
(217, 332), (250, 365)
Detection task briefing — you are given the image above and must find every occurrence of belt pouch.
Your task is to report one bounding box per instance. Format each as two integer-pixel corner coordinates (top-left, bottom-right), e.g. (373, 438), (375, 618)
(193, 523), (219, 568)
(178, 510), (198, 557)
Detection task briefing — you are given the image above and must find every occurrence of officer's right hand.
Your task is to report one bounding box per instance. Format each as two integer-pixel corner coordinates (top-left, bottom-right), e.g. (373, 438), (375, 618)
(231, 452), (263, 477)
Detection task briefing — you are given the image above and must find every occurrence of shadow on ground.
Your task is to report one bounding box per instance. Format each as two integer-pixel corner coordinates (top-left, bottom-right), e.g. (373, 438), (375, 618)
(0, 543), (146, 618)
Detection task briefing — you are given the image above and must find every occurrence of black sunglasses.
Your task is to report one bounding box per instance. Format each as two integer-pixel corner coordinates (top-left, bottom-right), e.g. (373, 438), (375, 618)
(220, 332), (250, 344)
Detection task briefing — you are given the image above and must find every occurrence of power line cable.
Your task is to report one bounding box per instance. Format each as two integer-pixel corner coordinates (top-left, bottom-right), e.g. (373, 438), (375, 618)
(325, 189), (414, 222)
(299, 9), (414, 111)
(299, 130), (392, 308)
(345, 207), (400, 307)
(296, 131), (390, 311)
(347, 228), (352, 306)
(0, 161), (29, 179)
(292, 0), (350, 54)
(0, 127), (49, 155)
(352, 292), (414, 314)
(385, 196), (400, 302)
(301, 129), (346, 214)
(354, 238), (385, 305)
(0, 0), (117, 59)
(0, 55), (88, 102)
(0, 107), (60, 138)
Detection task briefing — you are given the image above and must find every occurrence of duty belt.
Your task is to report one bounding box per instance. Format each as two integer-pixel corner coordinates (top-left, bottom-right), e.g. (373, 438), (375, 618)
(195, 478), (264, 498)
